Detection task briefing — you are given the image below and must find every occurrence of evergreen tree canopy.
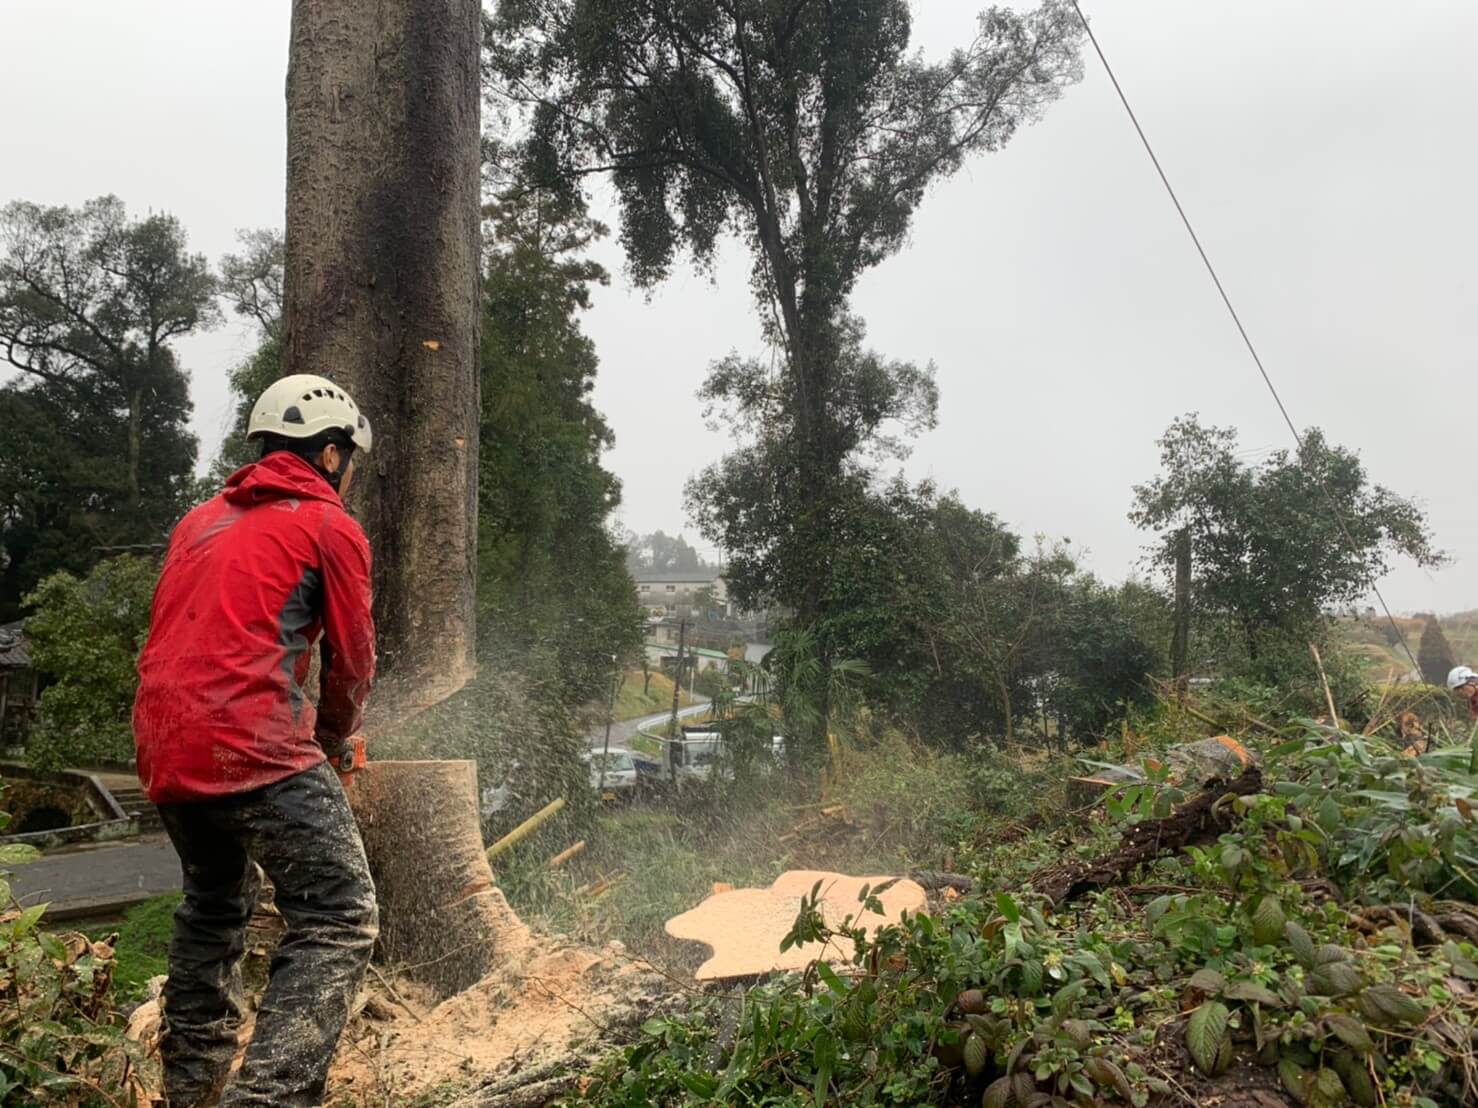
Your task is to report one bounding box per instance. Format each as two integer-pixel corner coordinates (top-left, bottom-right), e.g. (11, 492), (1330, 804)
(1131, 415), (1443, 670)
(488, 0), (1082, 636)
(0, 197), (212, 618)
(1418, 615), (1457, 687)
(478, 190), (641, 701)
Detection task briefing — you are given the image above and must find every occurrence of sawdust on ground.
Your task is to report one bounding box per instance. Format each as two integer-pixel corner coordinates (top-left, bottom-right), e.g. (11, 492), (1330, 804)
(126, 891), (674, 1106)
(328, 913), (671, 1104)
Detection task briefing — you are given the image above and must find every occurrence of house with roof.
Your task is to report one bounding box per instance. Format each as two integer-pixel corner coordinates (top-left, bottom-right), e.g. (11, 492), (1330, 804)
(0, 622), (39, 750)
(633, 569), (731, 619)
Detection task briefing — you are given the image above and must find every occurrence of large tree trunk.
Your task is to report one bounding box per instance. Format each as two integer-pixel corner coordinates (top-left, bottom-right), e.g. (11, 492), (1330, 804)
(348, 760), (528, 998)
(283, 0), (481, 720)
(282, 0), (496, 996)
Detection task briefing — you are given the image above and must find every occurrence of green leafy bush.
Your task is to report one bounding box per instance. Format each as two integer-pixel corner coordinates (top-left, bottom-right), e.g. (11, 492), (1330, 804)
(1271, 728), (1478, 900)
(568, 725), (1477, 1107)
(24, 556), (157, 771)
(0, 794), (137, 1102)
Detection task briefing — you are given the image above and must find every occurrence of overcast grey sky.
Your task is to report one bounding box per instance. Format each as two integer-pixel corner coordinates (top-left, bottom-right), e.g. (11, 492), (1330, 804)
(3, 1), (1473, 613)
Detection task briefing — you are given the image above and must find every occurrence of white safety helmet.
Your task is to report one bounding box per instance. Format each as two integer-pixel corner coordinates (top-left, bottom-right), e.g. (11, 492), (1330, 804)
(246, 374), (372, 453)
(1448, 665), (1478, 691)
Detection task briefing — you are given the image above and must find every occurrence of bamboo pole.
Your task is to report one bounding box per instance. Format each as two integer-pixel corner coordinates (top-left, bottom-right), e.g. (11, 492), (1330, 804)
(485, 797), (565, 863)
(548, 840), (586, 868)
(1310, 643), (1340, 728)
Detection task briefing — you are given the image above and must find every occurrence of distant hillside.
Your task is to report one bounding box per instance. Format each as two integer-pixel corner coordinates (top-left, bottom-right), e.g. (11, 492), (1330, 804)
(1337, 610), (1478, 680)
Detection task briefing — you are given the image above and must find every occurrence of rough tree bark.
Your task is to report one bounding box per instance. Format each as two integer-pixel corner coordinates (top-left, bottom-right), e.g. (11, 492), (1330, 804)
(283, 0), (481, 719)
(283, 0), (499, 990)
(348, 761), (527, 998)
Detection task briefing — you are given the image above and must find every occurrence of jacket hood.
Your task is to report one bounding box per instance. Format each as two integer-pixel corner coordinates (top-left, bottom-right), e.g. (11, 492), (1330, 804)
(223, 452), (342, 506)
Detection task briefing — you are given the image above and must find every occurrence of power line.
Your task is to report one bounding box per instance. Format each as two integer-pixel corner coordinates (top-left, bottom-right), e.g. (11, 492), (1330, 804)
(1068, 0), (1423, 679)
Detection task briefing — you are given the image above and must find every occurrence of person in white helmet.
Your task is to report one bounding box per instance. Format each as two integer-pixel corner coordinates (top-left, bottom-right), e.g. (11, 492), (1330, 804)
(1448, 665), (1478, 719)
(133, 375), (377, 1107)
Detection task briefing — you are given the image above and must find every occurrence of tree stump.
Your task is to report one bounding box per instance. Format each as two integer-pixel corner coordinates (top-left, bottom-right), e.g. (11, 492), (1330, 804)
(348, 760), (528, 999)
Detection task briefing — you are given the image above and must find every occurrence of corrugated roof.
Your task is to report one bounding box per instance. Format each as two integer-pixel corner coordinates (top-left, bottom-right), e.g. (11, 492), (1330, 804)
(0, 621), (30, 670)
(632, 569), (726, 585)
(689, 647), (732, 660)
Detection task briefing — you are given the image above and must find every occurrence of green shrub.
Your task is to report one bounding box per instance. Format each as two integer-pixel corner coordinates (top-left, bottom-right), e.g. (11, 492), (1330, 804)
(0, 791), (138, 1101)
(24, 556), (157, 771)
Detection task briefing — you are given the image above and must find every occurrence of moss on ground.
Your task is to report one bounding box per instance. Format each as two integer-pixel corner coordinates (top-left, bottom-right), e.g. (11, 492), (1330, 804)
(84, 892), (181, 1001)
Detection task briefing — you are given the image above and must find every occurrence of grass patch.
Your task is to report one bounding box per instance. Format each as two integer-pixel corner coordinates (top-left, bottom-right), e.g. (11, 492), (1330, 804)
(496, 734), (1063, 976)
(84, 892), (180, 1001)
(611, 669), (695, 722)
(630, 732), (662, 756)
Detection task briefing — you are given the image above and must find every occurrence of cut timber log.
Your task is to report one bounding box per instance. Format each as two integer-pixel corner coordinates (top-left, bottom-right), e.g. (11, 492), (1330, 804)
(349, 760), (527, 999)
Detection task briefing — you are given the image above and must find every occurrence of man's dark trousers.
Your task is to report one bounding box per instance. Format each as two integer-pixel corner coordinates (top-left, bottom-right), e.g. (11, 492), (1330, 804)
(157, 761), (378, 1107)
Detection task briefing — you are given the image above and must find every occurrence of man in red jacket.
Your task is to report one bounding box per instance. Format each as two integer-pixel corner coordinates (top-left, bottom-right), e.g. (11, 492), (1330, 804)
(134, 374), (378, 1107)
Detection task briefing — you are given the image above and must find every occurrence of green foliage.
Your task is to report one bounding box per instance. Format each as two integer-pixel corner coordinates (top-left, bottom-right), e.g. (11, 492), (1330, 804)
(0, 793), (136, 1102)
(624, 532), (708, 576)
(686, 315), (938, 628)
(1131, 415), (1443, 682)
(23, 555), (157, 770)
(101, 893), (181, 1002)
(1271, 728), (1478, 900)
(0, 195), (215, 617)
(567, 706), (1478, 1108)
(209, 228), (285, 484)
(493, 0), (1081, 692)
(477, 189), (641, 707)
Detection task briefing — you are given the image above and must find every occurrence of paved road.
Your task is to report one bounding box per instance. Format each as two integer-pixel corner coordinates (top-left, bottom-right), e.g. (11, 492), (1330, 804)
(11, 709), (713, 918)
(586, 698), (712, 750)
(12, 839), (181, 917)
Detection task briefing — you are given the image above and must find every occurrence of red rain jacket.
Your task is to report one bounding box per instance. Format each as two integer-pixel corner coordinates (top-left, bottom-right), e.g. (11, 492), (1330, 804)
(133, 452), (376, 803)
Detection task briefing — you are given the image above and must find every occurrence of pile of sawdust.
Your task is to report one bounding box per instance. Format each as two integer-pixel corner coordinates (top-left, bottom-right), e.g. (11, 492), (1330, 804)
(329, 925), (676, 1105)
(126, 891), (677, 1107)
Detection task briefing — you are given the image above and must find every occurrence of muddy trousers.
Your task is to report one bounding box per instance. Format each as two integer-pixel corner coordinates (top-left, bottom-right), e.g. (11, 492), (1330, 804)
(157, 762), (379, 1107)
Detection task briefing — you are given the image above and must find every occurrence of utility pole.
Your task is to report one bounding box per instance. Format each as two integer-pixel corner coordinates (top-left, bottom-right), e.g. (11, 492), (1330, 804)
(1171, 528), (1191, 698)
(598, 653), (618, 796)
(667, 619), (687, 785)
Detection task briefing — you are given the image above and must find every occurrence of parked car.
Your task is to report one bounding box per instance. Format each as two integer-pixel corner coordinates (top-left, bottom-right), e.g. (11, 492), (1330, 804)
(583, 748), (638, 799)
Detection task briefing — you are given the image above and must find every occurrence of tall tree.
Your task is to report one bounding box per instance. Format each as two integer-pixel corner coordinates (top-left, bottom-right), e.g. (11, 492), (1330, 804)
(1418, 615), (1457, 687)
(687, 314), (937, 611)
(488, 0), (1082, 633)
(0, 197), (217, 511)
(1131, 415), (1443, 672)
(0, 198), (208, 617)
(284, 0), (483, 713)
(625, 531), (707, 575)
(479, 189), (642, 701)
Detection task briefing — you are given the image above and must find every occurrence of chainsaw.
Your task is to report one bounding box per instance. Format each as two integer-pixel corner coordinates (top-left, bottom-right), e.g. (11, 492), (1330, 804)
(329, 733), (369, 785)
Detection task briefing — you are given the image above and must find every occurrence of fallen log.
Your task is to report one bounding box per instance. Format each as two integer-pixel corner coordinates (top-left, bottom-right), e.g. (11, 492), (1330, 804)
(1032, 767), (1263, 908)
(349, 760), (529, 999)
